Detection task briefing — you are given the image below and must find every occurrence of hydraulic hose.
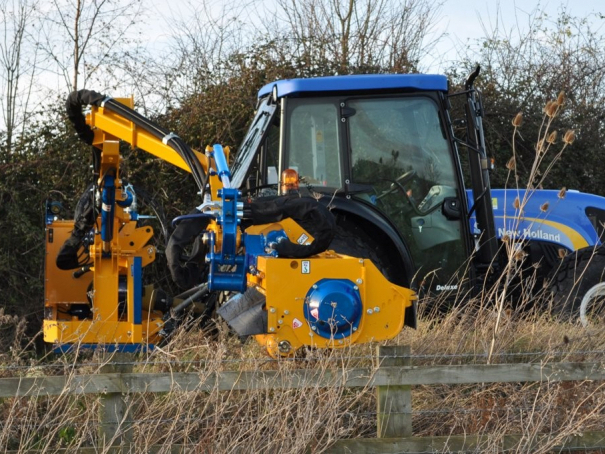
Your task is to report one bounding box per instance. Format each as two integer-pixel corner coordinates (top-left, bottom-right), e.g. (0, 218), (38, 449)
(171, 283), (209, 315)
(66, 89), (208, 196)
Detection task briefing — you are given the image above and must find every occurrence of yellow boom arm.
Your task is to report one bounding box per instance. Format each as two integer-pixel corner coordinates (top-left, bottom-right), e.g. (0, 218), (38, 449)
(89, 98), (210, 173)
(84, 96), (228, 201)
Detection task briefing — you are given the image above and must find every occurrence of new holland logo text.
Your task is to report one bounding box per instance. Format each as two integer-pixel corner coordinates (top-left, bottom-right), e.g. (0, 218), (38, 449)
(498, 228), (561, 243)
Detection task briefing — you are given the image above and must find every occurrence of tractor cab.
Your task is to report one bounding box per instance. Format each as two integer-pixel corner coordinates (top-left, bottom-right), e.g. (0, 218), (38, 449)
(231, 74), (482, 295)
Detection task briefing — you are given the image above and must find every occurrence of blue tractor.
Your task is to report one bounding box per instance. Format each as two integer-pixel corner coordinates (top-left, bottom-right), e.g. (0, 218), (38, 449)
(227, 67), (605, 325)
(472, 188), (604, 322)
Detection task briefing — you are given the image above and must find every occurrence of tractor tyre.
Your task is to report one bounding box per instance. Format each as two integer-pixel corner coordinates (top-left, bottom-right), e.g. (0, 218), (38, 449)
(551, 246), (605, 325)
(329, 223), (396, 285)
(329, 221), (417, 329)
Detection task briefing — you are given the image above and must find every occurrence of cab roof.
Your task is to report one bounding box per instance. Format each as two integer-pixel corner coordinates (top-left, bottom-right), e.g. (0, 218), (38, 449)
(258, 74), (448, 98)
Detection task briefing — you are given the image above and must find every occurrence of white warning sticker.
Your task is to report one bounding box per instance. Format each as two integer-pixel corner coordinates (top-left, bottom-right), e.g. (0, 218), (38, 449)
(297, 233), (309, 244)
(292, 318), (303, 329)
(301, 260), (310, 274)
(300, 260), (311, 274)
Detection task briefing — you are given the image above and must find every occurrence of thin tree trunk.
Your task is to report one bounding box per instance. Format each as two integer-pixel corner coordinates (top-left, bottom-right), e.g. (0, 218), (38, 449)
(72, 0), (82, 90)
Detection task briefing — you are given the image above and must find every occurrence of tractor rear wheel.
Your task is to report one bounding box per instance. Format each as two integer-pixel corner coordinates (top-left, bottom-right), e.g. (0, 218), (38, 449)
(329, 224), (395, 284)
(328, 221), (417, 328)
(551, 246), (605, 325)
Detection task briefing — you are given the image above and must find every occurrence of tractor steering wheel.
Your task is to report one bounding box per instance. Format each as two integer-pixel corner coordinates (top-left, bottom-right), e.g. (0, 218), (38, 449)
(376, 170), (416, 200)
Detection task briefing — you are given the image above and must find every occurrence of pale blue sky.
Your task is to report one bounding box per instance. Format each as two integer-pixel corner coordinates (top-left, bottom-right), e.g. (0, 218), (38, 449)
(427, 0), (605, 70)
(146, 0), (605, 72)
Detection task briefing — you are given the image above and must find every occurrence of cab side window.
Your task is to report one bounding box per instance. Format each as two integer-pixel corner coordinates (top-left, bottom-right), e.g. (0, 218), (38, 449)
(287, 101), (341, 188)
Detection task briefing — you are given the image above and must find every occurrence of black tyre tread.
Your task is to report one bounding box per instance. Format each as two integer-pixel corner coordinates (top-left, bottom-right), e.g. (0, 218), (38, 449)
(329, 224), (392, 282)
(551, 245), (605, 316)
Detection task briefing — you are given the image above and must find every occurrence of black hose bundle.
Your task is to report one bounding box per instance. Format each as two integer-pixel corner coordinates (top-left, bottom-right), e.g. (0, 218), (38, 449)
(56, 186), (96, 270)
(166, 209), (210, 290)
(245, 195), (336, 258)
(66, 90), (105, 145)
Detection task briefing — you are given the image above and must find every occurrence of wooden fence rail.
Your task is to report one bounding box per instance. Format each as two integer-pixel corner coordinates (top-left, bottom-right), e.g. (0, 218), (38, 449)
(3, 346), (605, 453)
(4, 361), (605, 398)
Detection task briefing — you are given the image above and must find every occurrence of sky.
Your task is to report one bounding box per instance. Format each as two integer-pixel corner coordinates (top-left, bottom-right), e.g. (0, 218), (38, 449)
(425, 0), (605, 71)
(4, 0), (605, 131)
(145, 0), (605, 74)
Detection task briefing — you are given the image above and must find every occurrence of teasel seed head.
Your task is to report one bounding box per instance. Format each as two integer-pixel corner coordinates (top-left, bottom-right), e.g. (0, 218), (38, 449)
(506, 156), (516, 170)
(544, 100), (558, 118)
(557, 91), (565, 106)
(514, 250), (527, 261)
(558, 187), (567, 199)
(563, 130), (575, 145)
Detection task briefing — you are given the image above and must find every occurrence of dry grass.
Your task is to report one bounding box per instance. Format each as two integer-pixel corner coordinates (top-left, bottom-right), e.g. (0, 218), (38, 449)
(1, 291), (605, 453)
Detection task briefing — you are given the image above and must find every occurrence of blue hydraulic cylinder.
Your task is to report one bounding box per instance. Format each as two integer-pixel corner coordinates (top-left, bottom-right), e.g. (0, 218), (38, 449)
(212, 144), (231, 183)
(116, 191), (133, 208)
(217, 187), (240, 265)
(101, 175), (116, 242)
(132, 256), (142, 324)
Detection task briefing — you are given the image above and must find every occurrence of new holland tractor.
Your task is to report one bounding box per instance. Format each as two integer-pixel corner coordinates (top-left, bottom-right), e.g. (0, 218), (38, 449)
(44, 67), (605, 356)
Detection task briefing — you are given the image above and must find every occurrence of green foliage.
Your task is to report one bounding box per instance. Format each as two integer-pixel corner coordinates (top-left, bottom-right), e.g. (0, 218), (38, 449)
(58, 425), (77, 445)
(0, 98), (90, 337)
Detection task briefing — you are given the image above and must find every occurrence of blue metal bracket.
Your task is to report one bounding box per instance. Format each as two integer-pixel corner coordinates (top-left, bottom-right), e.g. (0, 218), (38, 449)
(206, 230), (246, 292)
(131, 256), (142, 324)
(205, 181), (247, 292)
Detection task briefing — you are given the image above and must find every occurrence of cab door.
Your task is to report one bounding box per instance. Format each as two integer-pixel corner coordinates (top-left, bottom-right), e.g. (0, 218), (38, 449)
(346, 95), (469, 295)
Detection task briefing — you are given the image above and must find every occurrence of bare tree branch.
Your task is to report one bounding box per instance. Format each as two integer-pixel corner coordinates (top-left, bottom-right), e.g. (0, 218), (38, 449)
(40, 0), (143, 92)
(0, 0), (40, 153)
(272, 0), (445, 74)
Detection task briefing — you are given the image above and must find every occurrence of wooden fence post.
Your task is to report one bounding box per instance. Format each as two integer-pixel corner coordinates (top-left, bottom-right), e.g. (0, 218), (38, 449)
(376, 345), (412, 438)
(99, 352), (133, 449)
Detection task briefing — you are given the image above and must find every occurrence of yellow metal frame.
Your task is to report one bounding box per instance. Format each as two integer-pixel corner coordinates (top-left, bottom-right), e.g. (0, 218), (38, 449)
(44, 97), (221, 348)
(44, 210), (162, 338)
(252, 252), (415, 357)
(43, 218), (164, 345)
(243, 220), (415, 357)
